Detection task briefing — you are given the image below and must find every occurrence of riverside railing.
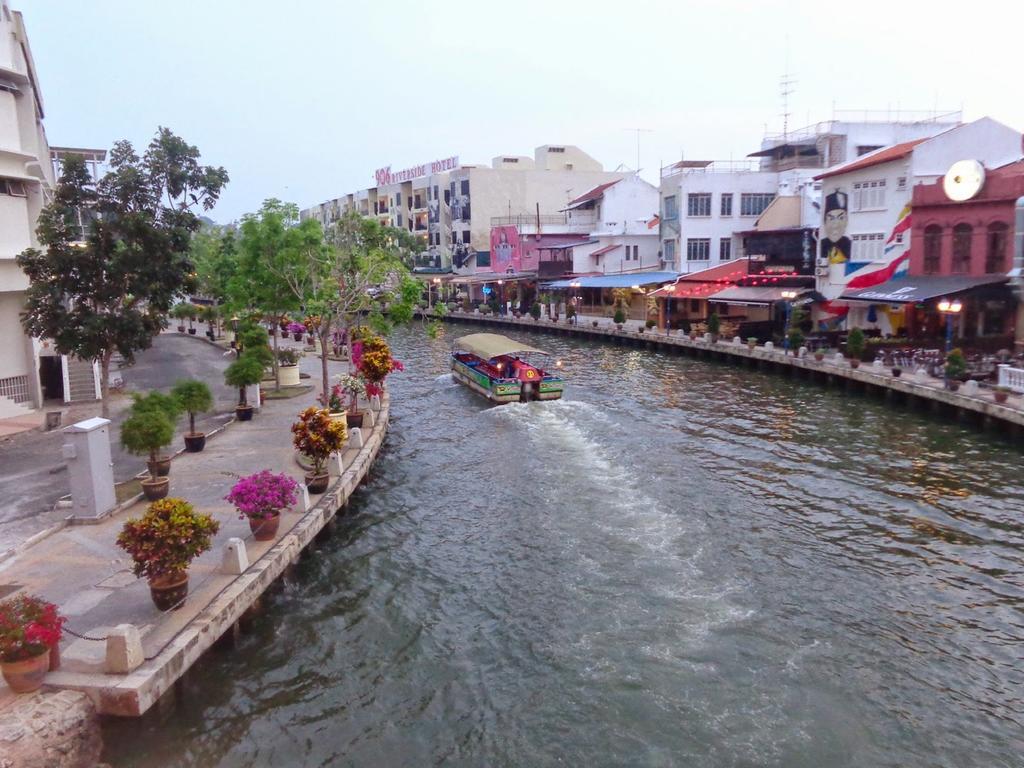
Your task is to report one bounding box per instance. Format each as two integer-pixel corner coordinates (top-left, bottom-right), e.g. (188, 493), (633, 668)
(998, 365), (1024, 393)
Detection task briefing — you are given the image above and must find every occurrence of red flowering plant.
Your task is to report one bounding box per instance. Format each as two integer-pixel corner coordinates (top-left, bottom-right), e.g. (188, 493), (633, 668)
(0, 594), (65, 662)
(117, 498), (220, 583)
(226, 470), (300, 522)
(291, 407), (347, 476)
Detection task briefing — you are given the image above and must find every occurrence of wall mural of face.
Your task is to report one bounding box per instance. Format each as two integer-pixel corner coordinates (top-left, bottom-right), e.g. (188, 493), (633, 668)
(821, 189), (851, 266)
(824, 208), (847, 242)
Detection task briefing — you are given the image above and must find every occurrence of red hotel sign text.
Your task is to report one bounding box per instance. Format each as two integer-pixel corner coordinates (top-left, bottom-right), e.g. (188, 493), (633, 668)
(375, 156), (459, 186)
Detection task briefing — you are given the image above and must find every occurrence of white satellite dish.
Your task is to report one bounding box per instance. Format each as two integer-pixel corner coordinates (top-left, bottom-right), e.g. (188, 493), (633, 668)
(943, 160), (985, 202)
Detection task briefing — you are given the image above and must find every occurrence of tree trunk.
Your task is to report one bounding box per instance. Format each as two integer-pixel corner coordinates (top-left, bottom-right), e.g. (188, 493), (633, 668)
(319, 318), (332, 410)
(189, 412), (196, 434)
(99, 351), (112, 419)
(271, 324), (280, 391)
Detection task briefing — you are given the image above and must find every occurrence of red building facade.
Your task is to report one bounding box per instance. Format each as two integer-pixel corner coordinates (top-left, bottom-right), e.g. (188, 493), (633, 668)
(909, 160), (1024, 278)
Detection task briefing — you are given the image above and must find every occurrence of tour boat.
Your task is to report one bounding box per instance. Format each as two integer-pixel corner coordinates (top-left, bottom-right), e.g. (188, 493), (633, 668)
(451, 333), (564, 404)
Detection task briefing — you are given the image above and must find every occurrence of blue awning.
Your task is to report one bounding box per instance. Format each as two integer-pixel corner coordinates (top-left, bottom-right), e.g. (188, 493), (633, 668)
(544, 271), (680, 289)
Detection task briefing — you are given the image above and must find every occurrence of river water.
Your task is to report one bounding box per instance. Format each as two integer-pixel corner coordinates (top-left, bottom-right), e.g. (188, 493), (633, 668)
(102, 323), (1024, 767)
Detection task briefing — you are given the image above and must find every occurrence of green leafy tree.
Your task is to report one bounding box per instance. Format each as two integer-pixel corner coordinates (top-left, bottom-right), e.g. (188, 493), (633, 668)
(846, 327), (866, 360)
(224, 353), (264, 408)
(121, 408), (174, 476)
(171, 380), (213, 436)
(17, 129), (228, 417)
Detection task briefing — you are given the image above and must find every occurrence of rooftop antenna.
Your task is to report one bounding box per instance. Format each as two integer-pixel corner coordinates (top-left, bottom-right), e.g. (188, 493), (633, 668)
(780, 44), (796, 141)
(625, 127), (653, 173)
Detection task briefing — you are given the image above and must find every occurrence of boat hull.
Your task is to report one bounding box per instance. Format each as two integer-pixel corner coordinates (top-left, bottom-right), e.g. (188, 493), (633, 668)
(452, 359), (522, 404)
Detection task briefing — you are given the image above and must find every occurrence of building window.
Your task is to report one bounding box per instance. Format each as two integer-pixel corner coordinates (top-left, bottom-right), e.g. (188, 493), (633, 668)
(923, 225), (942, 274)
(720, 193), (733, 216)
(663, 239), (675, 264)
(857, 145), (884, 156)
(952, 224), (972, 274)
(0, 179), (27, 197)
(462, 230), (471, 246)
(719, 238), (731, 261)
(548, 146), (565, 153)
(414, 194), (422, 209)
(634, 245), (640, 260)
(851, 232), (885, 261)
(444, 189), (451, 205)
(397, 213), (403, 227)
(686, 238), (711, 261)
(687, 193), (711, 217)
(985, 222), (1009, 273)
(852, 180), (886, 210)
(503, 157), (519, 163)
(395, 193), (401, 207)
(460, 180), (470, 195)
(407, 196), (413, 209)
(740, 193), (774, 216)
(663, 195), (678, 220)
(896, 176), (907, 191)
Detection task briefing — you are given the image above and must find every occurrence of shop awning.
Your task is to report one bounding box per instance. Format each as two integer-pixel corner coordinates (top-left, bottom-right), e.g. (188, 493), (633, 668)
(539, 240), (595, 251)
(450, 271), (538, 284)
(650, 261), (751, 299)
(453, 333), (548, 359)
(707, 285), (811, 306)
(839, 274), (1009, 304)
(544, 271), (680, 290)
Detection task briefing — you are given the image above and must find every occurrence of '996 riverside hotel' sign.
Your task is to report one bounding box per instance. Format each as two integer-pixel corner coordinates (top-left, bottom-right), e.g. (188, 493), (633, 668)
(375, 156), (459, 186)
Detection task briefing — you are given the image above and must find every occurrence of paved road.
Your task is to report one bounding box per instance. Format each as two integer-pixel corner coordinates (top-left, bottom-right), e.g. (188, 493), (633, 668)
(0, 334), (235, 553)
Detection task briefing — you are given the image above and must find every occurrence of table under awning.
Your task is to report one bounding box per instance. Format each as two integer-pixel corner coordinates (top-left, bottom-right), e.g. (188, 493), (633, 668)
(838, 274), (1009, 304)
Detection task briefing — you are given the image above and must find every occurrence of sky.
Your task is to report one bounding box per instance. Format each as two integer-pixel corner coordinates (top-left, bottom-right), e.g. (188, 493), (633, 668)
(19, 0), (1024, 223)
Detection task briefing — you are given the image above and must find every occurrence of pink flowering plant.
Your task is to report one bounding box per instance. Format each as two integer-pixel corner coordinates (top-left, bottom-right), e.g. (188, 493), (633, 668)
(286, 322), (306, 335)
(226, 470), (300, 521)
(0, 594), (65, 662)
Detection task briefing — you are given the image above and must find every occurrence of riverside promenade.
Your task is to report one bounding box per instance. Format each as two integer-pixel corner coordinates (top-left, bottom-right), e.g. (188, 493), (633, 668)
(0, 377), (390, 722)
(437, 310), (1024, 434)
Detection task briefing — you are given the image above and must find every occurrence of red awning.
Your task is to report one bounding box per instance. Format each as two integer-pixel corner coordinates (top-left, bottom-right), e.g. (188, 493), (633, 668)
(650, 260), (750, 299)
(590, 244), (622, 257)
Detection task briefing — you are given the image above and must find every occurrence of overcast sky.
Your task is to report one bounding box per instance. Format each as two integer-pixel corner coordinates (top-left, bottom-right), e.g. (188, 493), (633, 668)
(21, 0), (1024, 222)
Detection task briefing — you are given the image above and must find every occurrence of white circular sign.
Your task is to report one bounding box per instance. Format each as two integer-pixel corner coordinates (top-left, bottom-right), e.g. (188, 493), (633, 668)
(943, 160), (985, 202)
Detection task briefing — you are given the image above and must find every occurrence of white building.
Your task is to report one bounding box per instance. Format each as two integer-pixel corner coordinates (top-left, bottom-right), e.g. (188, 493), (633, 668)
(659, 112), (964, 275)
(813, 116), (1023, 331)
(561, 174), (660, 274)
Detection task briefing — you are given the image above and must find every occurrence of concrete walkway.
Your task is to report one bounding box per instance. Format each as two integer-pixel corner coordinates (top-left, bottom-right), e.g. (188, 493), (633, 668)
(0, 340), (386, 716)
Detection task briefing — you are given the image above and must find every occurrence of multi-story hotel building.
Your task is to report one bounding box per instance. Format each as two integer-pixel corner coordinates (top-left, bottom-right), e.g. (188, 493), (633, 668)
(302, 145), (628, 276)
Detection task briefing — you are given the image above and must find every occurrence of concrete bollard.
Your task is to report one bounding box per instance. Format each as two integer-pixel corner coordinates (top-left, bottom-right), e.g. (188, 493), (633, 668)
(733, 336), (742, 346)
(220, 537), (249, 575)
(331, 452), (344, 476)
(963, 379), (979, 396)
(105, 624), (144, 674)
(834, 352), (845, 363)
(370, 394), (381, 411)
(301, 485), (312, 511)
(348, 427), (364, 448)
(364, 410), (376, 428)
(764, 341), (774, 351)
(916, 368), (930, 381)
(873, 359), (884, 370)
(798, 346), (808, 358)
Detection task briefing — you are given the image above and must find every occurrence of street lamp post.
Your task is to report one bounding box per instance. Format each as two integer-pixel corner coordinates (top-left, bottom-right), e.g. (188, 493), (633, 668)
(497, 279), (505, 315)
(781, 289), (798, 352)
(937, 297), (962, 353)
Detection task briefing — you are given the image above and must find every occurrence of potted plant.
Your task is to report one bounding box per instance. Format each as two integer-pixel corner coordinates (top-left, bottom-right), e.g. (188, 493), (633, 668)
(276, 348), (301, 387)
(747, 337), (758, 351)
(129, 391), (182, 476)
(613, 307), (626, 330)
(287, 321), (306, 342)
(226, 470), (299, 542)
(116, 498), (219, 611)
(171, 379), (213, 453)
(592, 320), (599, 328)
(891, 364), (903, 378)
(335, 374), (367, 427)
(530, 303), (541, 321)
(170, 303), (191, 333)
(814, 347), (827, 362)
(291, 407), (347, 493)
(357, 336), (403, 400)
(224, 352), (264, 421)
(121, 407), (175, 501)
(187, 305), (198, 335)
(944, 348), (966, 391)
(645, 319), (657, 331)
(0, 594), (65, 693)
(786, 325), (805, 356)
(201, 305), (218, 340)
(993, 385), (1011, 404)
(707, 312), (721, 343)
(846, 328), (865, 368)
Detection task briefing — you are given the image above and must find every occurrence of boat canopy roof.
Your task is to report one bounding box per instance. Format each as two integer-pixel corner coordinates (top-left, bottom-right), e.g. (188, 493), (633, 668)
(453, 333), (549, 359)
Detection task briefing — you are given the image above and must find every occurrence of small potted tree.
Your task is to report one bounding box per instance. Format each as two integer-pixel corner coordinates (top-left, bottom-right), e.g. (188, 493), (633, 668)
(846, 328), (865, 368)
(747, 336), (758, 351)
(171, 379), (213, 453)
(993, 385), (1011, 404)
(187, 304), (198, 335)
(121, 407), (175, 500)
(170, 303), (190, 333)
(129, 391), (182, 476)
(814, 347), (828, 362)
(276, 348), (301, 387)
(613, 307), (626, 330)
(786, 325), (805, 356)
(707, 312), (721, 343)
(944, 348), (966, 391)
(224, 352), (264, 421)
(0, 595), (65, 693)
(645, 318), (657, 332)
(530, 303), (541, 322)
(116, 498), (219, 611)
(226, 470), (299, 542)
(291, 407), (347, 493)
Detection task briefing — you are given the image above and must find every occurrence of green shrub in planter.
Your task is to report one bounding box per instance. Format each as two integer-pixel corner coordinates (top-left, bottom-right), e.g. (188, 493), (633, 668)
(530, 303), (542, 320)
(846, 328), (866, 360)
(613, 308), (626, 325)
(945, 348), (966, 379)
(121, 408), (174, 478)
(171, 379), (213, 446)
(707, 312), (720, 337)
(225, 353), (264, 410)
(645, 319), (657, 329)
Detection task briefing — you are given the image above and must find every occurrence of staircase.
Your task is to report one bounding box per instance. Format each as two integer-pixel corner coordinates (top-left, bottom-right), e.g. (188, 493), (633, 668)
(66, 357), (98, 402)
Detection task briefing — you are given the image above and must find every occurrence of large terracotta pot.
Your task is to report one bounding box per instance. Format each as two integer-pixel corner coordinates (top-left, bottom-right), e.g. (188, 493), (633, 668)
(292, 332), (303, 341)
(249, 513), (281, 541)
(236, 405), (254, 422)
(149, 571), (189, 612)
(1, 650), (50, 693)
(329, 411), (348, 428)
(305, 472), (330, 494)
(346, 410), (364, 429)
(148, 456), (171, 477)
(141, 476), (169, 501)
(183, 433), (206, 452)
(994, 391), (1009, 404)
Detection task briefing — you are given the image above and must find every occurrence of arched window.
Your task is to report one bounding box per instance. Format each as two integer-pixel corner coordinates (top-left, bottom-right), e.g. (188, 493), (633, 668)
(951, 223), (972, 274)
(985, 222), (1009, 274)
(923, 225), (942, 275)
